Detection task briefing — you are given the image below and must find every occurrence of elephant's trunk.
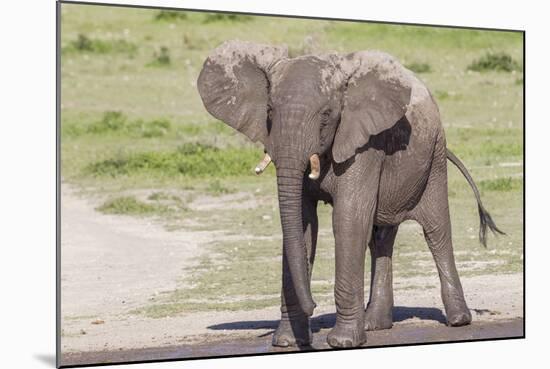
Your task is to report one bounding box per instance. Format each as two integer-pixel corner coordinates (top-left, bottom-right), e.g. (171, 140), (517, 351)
(276, 161), (316, 316)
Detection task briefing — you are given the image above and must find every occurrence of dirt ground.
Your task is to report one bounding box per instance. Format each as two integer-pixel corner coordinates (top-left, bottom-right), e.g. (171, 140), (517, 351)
(61, 319), (523, 366)
(60, 184), (524, 363)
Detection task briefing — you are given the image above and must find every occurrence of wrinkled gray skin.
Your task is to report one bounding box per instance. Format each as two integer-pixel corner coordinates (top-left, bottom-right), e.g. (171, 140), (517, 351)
(197, 40), (503, 348)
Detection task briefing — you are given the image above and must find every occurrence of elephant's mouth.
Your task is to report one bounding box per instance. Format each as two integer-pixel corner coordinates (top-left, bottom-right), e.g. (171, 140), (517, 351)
(255, 152), (320, 180)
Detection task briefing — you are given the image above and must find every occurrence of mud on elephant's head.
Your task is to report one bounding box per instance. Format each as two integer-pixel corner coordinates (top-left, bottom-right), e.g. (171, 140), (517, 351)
(197, 40), (413, 167)
(197, 40), (413, 316)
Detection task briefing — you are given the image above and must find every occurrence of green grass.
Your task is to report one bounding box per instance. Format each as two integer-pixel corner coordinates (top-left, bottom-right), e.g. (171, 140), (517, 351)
(479, 177), (522, 192)
(135, 176), (523, 316)
(446, 127), (523, 165)
(63, 111), (172, 138)
(97, 196), (169, 215)
(61, 4), (523, 316)
(83, 143), (260, 178)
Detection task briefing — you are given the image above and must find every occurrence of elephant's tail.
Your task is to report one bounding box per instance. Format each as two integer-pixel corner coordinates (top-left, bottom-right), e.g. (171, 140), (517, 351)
(446, 149), (505, 247)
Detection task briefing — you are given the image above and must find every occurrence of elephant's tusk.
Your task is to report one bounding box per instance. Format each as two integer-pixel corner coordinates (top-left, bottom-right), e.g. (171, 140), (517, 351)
(308, 154), (320, 180)
(254, 153), (271, 175)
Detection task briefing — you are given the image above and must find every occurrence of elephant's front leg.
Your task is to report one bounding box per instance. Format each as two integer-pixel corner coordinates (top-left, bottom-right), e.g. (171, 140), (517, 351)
(328, 196), (375, 347)
(272, 197), (318, 347)
(327, 164), (381, 348)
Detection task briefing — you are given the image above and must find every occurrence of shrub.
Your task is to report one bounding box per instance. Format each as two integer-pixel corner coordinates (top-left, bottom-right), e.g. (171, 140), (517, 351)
(148, 46), (171, 67)
(467, 52), (520, 72)
(133, 119), (171, 138)
(206, 180), (235, 195)
(154, 10), (187, 21)
(147, 192), (181, 202)
(406, 62), (432, 73)
(203, 13), (252, 23)
(177, 142), (218, 155)
(84, 112), (172, 138)
(61, 122), (85, 137)
(87, 111), (128, 133)
(435, 90), (450, 100)
(67, 33), (137, 55)
(182, 33), (201, 50)
(96, 196), (165, 215)
(73, 33), (93, 51)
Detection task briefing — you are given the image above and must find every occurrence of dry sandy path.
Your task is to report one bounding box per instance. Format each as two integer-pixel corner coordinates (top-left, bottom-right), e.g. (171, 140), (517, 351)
(60, 184), (523, 355)
(60, 185), (219, 317)
(60, 184), (224, 350)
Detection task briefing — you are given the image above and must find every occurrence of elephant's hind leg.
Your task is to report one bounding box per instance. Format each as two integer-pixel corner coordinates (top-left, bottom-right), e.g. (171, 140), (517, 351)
(365, 225), (398, 331)
(414, 140), (472, 327)
(272, 197), (318, 347)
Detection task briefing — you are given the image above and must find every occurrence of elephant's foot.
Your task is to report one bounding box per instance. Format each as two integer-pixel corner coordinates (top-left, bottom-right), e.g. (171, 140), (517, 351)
(272, 316), (312, 347)
(445, 298), (472, 327)
(446, 306), (472, 327)
(364, 303), (393, 331)
(327, 320), (366, 348)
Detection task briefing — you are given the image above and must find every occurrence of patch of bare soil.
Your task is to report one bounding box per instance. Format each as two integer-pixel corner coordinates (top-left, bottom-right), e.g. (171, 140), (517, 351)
(60, 184), (523, 355)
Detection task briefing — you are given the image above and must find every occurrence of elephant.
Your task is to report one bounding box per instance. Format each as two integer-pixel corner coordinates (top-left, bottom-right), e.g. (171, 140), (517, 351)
(197, 40), (503, 348)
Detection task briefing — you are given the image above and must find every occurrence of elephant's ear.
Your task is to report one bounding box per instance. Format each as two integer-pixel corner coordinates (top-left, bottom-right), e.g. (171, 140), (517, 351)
(197, 40), (287, 144)
(332, 51), (412, 163)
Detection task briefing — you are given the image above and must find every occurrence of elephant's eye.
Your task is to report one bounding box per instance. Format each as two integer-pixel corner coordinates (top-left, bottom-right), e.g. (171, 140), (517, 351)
(321, 109), (332, 125)
(267, 106), (273, 120)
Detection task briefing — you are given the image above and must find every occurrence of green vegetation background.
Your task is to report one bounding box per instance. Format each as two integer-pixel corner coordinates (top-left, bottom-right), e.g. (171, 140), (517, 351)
(61, 5), (523, 316)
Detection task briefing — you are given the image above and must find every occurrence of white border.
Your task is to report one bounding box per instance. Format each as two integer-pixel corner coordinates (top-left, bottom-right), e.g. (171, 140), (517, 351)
(2, 1), (547, 368)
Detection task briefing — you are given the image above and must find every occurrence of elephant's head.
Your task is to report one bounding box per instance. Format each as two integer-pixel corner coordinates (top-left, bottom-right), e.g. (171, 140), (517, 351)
(197, 40), (412, 316)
